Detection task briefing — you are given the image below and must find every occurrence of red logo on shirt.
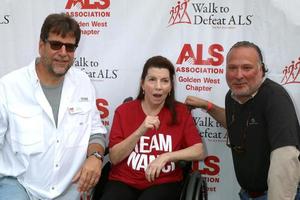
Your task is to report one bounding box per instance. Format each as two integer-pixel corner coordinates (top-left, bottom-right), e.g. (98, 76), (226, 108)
(127, 134), (175, 173)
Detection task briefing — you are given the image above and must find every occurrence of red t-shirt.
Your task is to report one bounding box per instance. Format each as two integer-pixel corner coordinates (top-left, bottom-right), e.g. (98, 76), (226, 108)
(108, 99), (202, 189)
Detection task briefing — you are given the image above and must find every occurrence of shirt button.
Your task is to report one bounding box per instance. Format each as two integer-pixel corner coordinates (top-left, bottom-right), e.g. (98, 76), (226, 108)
(51, 187), (55, 190)
(56, 140), (59, 143)
(56, 164), (59, 167)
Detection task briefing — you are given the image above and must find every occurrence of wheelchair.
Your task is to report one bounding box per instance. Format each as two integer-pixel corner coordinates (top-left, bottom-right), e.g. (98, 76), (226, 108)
(91, 154), (207, 200)
(92, 97), (208, 200)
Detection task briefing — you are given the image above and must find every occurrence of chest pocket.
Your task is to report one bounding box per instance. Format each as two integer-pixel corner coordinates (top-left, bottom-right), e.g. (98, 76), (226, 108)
(64, 102), (92, 147)
(8, 104), (44, 155)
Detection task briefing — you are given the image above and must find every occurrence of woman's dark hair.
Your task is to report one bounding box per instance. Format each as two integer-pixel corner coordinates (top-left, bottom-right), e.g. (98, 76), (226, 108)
(137, 56), (177, 124)
(228, 41), (268, 77)
(40, 13), (81, 46)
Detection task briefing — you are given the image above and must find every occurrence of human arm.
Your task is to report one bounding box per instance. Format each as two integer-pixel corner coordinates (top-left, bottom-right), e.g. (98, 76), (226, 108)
(72, 134), (106, 193)
(267, 146), (300, 200)
(109, 115), (160, 165)
(0, 105), (8, 148)
(145, 143), (205, 182)
(265, 84), (300, 199)
(145, 104), (205, 182)
(185, 95), (227, 128)
(0, 83), (8, 148)
(72, 87), (107, 193)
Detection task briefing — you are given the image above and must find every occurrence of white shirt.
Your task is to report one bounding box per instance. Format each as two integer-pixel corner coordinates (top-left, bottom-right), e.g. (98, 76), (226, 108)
(0, 60), (107, 199)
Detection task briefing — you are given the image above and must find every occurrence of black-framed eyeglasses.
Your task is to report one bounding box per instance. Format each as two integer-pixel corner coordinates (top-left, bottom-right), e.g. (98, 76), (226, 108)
(44, 39), (78, 52)
(226, 112), (251, 154)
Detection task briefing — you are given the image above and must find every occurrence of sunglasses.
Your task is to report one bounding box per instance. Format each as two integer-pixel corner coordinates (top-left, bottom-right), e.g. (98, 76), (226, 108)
(226, 111), (252, 154)
(44, 39), (78, 52)
(226, 130), (246, 153)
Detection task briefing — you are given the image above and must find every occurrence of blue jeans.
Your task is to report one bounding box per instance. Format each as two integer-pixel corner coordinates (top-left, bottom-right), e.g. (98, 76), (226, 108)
(295, 184), (300, 200)
(0, 176), (30, 200)
(239, 189), (267, 200)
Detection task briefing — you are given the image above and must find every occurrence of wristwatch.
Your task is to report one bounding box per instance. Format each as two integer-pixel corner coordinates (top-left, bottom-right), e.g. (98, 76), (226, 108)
(88, 151), (104, 162)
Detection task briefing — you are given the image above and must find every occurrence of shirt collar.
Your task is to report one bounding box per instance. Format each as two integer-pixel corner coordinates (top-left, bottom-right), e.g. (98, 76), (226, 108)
(26, 58), (40, 87)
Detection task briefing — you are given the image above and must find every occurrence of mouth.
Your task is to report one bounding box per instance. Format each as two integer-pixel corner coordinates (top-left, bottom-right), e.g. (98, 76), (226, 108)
(54, 59), (69, 64)
(153, 93), (163, 98)
(232, 81), (247, 87)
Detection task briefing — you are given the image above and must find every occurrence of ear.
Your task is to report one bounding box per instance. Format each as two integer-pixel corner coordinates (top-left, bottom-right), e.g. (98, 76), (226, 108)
(38, 39), (44, 55)
(140, 80), (145, 90)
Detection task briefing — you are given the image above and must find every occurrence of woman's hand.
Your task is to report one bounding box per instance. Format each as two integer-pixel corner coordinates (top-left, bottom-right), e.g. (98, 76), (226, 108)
(145, 153), (170, 182)
(139, 115), (160, 135)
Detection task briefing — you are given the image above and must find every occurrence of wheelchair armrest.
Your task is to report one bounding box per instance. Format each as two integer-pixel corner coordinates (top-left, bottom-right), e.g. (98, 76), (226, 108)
(180, 171), (208, 200)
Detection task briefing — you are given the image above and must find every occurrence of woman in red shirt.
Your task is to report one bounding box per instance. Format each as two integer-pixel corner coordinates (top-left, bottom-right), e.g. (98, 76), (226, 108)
(100, 56), (205, 200)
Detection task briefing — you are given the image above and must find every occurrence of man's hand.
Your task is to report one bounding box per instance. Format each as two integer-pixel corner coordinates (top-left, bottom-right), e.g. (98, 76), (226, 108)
(72, 156), (102, 193)
(185, 95), (208, 110)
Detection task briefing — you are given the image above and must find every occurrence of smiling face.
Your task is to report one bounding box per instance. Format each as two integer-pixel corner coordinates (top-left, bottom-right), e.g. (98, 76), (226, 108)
(38, 32), (76, 79)
(142, 67), (172, 108)
(226, 46), (264, 102)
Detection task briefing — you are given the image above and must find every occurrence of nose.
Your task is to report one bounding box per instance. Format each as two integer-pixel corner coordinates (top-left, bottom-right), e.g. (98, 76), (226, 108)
(58, 45), (68, 55)
(235, 68), (244, 79)
(155, 80), (162, 89)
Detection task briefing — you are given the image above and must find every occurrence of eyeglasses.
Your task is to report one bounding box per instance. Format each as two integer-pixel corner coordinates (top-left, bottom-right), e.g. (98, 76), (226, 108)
(226, 111), (251, 154)
(44, 39), (78, 52)
(226, 130), (246, 153)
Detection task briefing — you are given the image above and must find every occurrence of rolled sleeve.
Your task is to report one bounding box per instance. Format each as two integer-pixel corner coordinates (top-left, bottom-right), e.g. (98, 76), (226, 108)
(0, 109), (8, 147)
(0, 84), (8, 148)
(89, 133), (106, 149)
(89, 90), (107, 149)
(268, 146), (300, 200)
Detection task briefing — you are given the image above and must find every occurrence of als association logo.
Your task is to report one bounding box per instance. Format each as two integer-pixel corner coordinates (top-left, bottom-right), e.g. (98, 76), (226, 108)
(175, 43), (225, 93)
(168, 0), (191, 26)
(65, 0), (111, 36)
(65, 0), (110, 9)
(281, 56), (300, 85)
(176, 43), (224, 66)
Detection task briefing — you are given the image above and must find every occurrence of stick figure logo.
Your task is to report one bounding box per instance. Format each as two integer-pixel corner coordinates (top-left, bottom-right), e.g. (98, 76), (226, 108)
(168, 0), (191, 26)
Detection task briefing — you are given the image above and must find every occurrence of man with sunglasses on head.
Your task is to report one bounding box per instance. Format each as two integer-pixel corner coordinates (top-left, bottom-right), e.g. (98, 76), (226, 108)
(185, 41), (300, 200)
(0, 13), (107, 199)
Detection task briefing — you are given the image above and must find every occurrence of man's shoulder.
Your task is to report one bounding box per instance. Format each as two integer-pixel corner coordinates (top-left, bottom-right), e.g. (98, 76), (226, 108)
(225, 90), (232, 102)
(0, 64), (32, 84)
(261, 78), (289, 95)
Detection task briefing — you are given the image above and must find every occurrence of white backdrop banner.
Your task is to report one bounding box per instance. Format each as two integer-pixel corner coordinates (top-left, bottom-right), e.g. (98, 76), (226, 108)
(1, 0), (300, 199)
